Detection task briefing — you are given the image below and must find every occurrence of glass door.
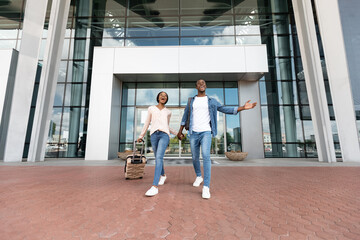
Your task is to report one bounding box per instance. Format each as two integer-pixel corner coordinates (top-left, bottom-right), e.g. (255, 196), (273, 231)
(135, 107), (188, 158)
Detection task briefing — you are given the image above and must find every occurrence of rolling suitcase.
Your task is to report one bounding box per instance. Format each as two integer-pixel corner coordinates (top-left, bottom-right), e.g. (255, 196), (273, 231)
(124, 141), (147, 179)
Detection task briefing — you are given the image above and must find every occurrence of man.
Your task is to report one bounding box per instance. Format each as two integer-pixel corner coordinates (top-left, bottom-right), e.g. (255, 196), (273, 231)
(177, 79), (257, 199)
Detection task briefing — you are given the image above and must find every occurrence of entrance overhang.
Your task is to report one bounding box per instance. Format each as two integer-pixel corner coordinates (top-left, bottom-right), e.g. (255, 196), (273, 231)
(85, 46), (268, 160)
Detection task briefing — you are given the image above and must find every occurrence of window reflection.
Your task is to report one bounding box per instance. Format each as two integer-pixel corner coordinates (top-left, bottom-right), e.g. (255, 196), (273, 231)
(120, 107), (135, 142)
(181, 36), (235, 46)
(128, 0), (179, 17)
(136, 83), (179, 106)
(181, 0), (232, 15)
(127, 17), (179, 37)
(125, 38), (178, 46)
(180, 15), (234, 37)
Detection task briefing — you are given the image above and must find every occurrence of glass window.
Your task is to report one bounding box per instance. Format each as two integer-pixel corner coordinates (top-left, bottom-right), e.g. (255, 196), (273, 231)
(305, 143), (318, 158)
(64, 84), (86, 107)
(180, 15), (234, 37)
(95, 18), (125, 38)
(281, 106), (304, 143)
(181, 36), (235, 46)
(125, 38), (178, 46)
(226, 114), (241, 143)
(126, 17), (179, 37)
(73, 18), (91, 38)
(57, 61), (68, 83)
(120, 107), (135, 143)
(104, 0), (126, 17)
(264, 143), (305, 158)
(181, 0), (232, 15)
(122, 82), (135, 106)
(180, 82), (197, 105)
(236, 36), (261, 45)
(212, 112), (224, 155)
(47, 108), (62, 144)
(128, 0), (179, 16)
(297, 81), (308, 105)
(69, 38), (90, 60)
(136, 83), (179, 106)
(54, 84), (65, 106)
(206, 82), (224, 105)
(67, 61), (89, 83)
(234, 0), (271, 14)
(224, 82), (238, 105)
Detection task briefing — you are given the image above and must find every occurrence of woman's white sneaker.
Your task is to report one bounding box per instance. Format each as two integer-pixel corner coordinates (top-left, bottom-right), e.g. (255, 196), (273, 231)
(145, 186), (158, 196)
(158, 175), (167, 185)
(193, 176), (203, 187)
(202, 186), (211, 199)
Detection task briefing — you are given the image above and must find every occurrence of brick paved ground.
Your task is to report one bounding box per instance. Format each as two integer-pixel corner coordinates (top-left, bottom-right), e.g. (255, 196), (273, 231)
(0, 165), (359, 240)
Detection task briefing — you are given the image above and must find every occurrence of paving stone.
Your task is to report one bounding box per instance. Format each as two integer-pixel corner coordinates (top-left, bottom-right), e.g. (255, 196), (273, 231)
(0, 166), (359, 239)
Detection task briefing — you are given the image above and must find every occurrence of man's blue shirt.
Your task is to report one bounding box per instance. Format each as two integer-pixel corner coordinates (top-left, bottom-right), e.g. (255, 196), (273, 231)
(181, 96), (238, 137)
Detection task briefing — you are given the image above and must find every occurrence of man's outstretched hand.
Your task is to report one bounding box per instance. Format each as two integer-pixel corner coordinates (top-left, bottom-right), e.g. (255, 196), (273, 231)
(243, 100), (257, 110)
(237, 100), (257, 112)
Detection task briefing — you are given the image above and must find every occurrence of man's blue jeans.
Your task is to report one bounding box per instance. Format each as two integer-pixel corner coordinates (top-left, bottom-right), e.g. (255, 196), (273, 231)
(150, 131), (169, 186)
(189, 131), (212, 187)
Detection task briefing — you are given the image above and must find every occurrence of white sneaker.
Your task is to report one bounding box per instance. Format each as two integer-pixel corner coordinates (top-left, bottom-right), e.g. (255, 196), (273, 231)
(145, 186), (158, 197)
(158, 175), (167, 185)
(202, 186), (211, 199)
(193, 176), (203, 187)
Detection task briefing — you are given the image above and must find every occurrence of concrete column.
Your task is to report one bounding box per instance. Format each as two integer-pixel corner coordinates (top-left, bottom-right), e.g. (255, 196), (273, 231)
(313, 0), (360, 162)
(239, 80), (264, 159)
(27, 0), (71, 162)
(0, 49), (18, 160)
(291, 0), (336, 162)
(85, 48), (116, 160)
(2, 0), (48, 162)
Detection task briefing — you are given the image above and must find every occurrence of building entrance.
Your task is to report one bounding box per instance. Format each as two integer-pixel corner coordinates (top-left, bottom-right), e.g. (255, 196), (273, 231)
(119, 81), (243, 159)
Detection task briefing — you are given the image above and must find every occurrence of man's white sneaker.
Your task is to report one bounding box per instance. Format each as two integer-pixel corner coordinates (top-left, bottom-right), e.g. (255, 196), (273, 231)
(145, 186), (158, 197)
(193, 176), (203, 187)
(158, 175), (167, 185)
(202, 186), (211, 199)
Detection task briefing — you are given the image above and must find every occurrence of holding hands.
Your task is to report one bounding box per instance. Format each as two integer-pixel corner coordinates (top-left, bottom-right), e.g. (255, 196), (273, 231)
(177, 132), (185, 141)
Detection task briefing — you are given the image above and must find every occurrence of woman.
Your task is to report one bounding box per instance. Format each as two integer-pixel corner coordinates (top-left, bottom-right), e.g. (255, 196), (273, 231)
(137, 91), (178, 197)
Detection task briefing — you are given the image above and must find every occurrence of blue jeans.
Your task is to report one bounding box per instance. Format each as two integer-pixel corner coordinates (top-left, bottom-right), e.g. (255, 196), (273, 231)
(189, 131), (212, 187)
(150, 131), (169, 186)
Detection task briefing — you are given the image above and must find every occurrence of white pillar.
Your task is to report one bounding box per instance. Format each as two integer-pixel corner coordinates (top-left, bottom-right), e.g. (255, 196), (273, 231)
(2, 0), (48, 162)
(27, 0), (71, 162)
(0, 49), (18, 160)
(291, 0), (336, 162)
(313, 0), (360, 162)
(239, 80), (264, 159)
(85, 48), (117, 160)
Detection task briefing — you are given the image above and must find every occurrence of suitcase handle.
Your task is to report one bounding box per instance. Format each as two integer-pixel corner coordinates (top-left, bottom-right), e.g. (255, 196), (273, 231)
(133, 140), (145, 159)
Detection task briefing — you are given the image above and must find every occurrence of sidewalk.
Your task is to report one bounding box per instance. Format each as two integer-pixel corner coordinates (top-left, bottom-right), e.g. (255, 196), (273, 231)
(1, 159), (360, 239)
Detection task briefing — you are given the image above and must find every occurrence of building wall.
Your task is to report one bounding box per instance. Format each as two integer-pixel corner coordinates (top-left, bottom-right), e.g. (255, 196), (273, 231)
(0, 0), (348, 159)
(338, 0), (360, 137)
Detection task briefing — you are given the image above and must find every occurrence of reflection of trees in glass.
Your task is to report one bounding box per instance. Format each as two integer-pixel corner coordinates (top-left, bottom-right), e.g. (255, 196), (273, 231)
(211, 135), (224, 155)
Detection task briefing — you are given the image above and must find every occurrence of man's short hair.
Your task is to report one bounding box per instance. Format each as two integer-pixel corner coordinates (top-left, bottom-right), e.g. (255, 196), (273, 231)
(196, 79), (206, 86)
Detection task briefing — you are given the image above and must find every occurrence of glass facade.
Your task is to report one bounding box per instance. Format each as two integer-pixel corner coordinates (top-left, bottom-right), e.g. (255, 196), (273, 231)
(0, 0), (343, 159)
(120, 82), (240, 158)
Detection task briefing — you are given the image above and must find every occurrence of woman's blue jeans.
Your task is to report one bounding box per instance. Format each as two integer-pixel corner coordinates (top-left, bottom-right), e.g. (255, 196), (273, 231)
(189, 131), (212, 187)
(150, 131), (169, 186)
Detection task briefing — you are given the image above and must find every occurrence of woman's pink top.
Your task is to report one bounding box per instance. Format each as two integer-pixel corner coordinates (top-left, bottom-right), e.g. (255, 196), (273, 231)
(139, 106), (178, 139)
